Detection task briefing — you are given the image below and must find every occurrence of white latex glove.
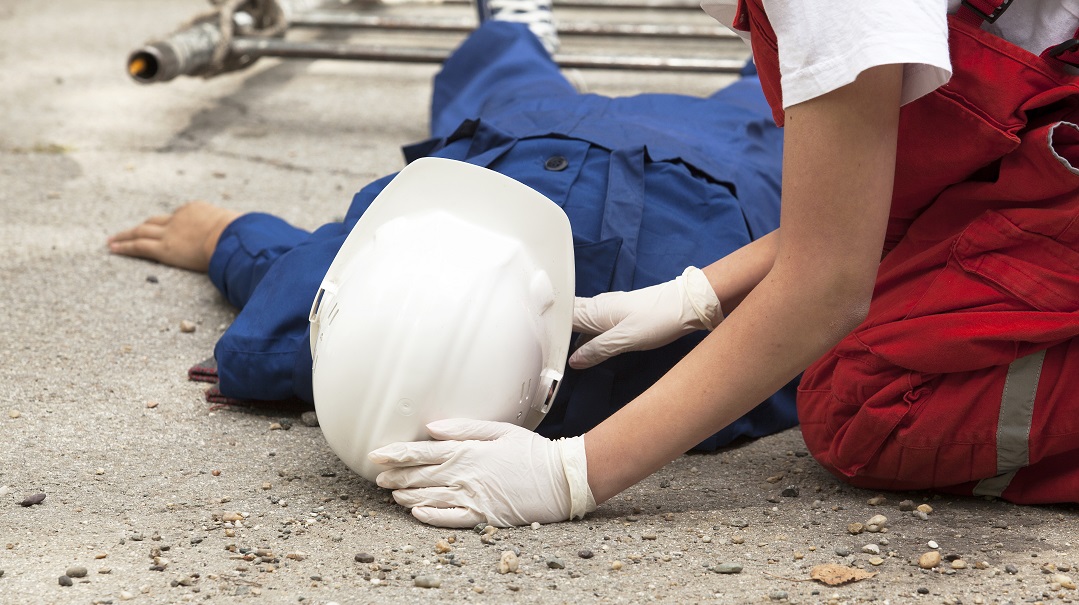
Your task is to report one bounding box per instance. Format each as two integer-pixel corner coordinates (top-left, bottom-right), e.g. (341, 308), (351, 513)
(569, 266), (723, 369)
(368, 418), (596, 528)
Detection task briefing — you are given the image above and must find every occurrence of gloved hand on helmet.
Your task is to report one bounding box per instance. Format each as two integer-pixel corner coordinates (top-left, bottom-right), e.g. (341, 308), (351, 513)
(369, 418), (596, 528)
(569, 266), (723, 369)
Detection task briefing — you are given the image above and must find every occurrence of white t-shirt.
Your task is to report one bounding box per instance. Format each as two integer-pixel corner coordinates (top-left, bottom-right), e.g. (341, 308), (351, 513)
(701, 0), (1079, 110)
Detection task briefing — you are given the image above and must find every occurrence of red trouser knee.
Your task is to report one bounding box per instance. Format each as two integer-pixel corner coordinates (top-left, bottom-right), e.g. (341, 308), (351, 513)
(799, 336), (1079, 504)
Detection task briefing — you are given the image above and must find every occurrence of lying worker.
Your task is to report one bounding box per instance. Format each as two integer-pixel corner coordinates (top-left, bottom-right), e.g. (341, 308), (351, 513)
(109, 1), (798, 526)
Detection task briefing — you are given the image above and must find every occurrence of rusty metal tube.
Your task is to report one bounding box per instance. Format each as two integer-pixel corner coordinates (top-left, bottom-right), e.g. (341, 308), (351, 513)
(127, 20), (225, 83)
(229, 37), (745, 73)
(288, 11), (736, 39)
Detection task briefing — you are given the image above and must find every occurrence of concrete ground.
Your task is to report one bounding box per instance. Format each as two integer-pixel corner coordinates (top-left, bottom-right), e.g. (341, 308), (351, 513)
(1, 1), (1077, 604)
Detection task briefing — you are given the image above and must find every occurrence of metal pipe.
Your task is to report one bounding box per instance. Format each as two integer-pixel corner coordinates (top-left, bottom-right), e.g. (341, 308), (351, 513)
(230, 37), (745, 73)
(127, 20), (224, 83)
(128, 14), (743, 84)
(289, 11), (737, 39)
(441, 0), (706, 9)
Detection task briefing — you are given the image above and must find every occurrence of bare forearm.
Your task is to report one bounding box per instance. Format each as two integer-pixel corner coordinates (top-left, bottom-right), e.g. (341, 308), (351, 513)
(584, 265), (859, 502)
(702, 229), (779, 315)
(583, 64), (904, 504)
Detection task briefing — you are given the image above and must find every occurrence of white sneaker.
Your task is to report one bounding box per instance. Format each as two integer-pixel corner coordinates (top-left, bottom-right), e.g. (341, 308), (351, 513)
(476, 0), (559, 55)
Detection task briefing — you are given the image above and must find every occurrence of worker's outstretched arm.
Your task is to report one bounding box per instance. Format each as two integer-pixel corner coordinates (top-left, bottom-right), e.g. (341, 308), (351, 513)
(584, 63), (903, 502)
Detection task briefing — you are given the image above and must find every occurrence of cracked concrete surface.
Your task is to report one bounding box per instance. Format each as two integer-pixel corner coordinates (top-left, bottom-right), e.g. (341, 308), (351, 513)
(1, 1), (1077, 604)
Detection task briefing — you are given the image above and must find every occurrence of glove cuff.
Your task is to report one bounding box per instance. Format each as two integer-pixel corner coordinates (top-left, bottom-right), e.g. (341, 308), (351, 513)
(558, 436), (597, 520)
(681, 266), (724, 330)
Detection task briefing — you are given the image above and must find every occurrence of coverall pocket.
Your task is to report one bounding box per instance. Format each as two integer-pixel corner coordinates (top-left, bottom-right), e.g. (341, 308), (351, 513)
(953, 209), (1079, 314)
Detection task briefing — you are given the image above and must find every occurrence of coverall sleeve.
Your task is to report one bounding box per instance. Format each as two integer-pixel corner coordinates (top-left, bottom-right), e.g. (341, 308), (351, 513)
(208, 213), (313, 310)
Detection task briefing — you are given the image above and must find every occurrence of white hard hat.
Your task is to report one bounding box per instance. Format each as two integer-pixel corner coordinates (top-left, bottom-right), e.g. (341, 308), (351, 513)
(308, 157), (575, 482)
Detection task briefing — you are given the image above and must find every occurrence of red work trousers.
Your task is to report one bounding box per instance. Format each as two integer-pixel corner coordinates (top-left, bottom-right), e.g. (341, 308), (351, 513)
(736, 1), (1079, 503)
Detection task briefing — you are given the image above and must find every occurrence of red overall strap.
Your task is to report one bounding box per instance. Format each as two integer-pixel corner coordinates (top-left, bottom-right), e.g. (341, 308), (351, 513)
(961, 0), (1079, 69)
(956, 0), (1013, 25)
(1043, 27), (1079, 69)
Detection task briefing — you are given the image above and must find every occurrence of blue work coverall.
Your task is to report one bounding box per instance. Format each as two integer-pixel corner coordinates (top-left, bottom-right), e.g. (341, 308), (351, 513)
(208, 21), (797, 449)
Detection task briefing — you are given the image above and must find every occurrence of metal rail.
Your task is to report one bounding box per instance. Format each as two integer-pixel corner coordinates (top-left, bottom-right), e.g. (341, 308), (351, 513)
(439, 0), (706, 9)
(289, 11), (737, 39)
(230, 37), (745, 72)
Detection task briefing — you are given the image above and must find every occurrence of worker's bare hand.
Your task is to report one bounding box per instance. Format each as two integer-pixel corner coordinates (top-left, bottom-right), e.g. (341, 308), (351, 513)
(107, 201), (241, 273)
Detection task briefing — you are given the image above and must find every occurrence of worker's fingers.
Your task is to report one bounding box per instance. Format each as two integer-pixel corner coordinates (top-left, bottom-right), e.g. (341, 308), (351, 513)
(425, 418), (522, 442)
(567, 323), (637, 369)
(376, 464), (456, 490)
(572, 295), (623, 335)
(369, 439), (459, 467)
(107, 222), (167, 246)
(107, 237), (165, 262)
(411, 504), (486, 528)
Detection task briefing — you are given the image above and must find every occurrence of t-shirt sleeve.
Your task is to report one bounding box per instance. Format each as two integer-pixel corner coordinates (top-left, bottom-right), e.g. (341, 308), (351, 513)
(764, 0), (952, 108)
(702, 0), (952, 109)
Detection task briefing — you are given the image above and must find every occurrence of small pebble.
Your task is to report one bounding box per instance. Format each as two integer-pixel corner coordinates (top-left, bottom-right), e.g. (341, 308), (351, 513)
(547, 558), (565, 570)
(917, 587), (930, 595)
(780, 486), (799, 498)
(611, 560), (623, 571)
(58, 576), (73, 587)
(18, 493), (46, 507)
(919, 551), (942, 569)
(299, 411), (319, 427)
(65, 566), (87, 578)
(1005, 564), (1019, 574)
(180, 320), (197, 333)
(951, 560), (967, 570)
(866, 514), (888, 528)
(146, 275), (159, 284)
(867, 495), (886, 506)
(862, 544), (881, 555)
(530, 522), (541, 530)
(355, 553), (374, 563)
(913, 510), (929, 521)
(577, 549), (593, 559)
(916, 504), (933, 514)
(898, 500), (915, 511)
(847, 523), (865, 535)
(6, 410), (20, 419)
(769, 590), (789, 601)
(1053, 573), (1076, 589)
(642, 532), (657, 540)
(414, 575), (441, 589)
(731, 536), (745, 545)
(714, 562), (743, 574)
(146, 401), (158, 409)
(928, 540), (939, 549)
(974, 561), (990, 569)
(498, 551), (519, 574)
(434, 540), (452, 554)
(869, 557), (884, 566)
(835, 547), (851, 557)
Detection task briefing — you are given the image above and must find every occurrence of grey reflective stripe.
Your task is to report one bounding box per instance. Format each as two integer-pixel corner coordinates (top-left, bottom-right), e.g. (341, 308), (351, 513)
(973, 350), (1047, 498)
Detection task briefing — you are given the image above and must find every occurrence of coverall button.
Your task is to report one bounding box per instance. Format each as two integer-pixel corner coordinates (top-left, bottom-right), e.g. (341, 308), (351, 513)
(544, 156), (569, 171)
